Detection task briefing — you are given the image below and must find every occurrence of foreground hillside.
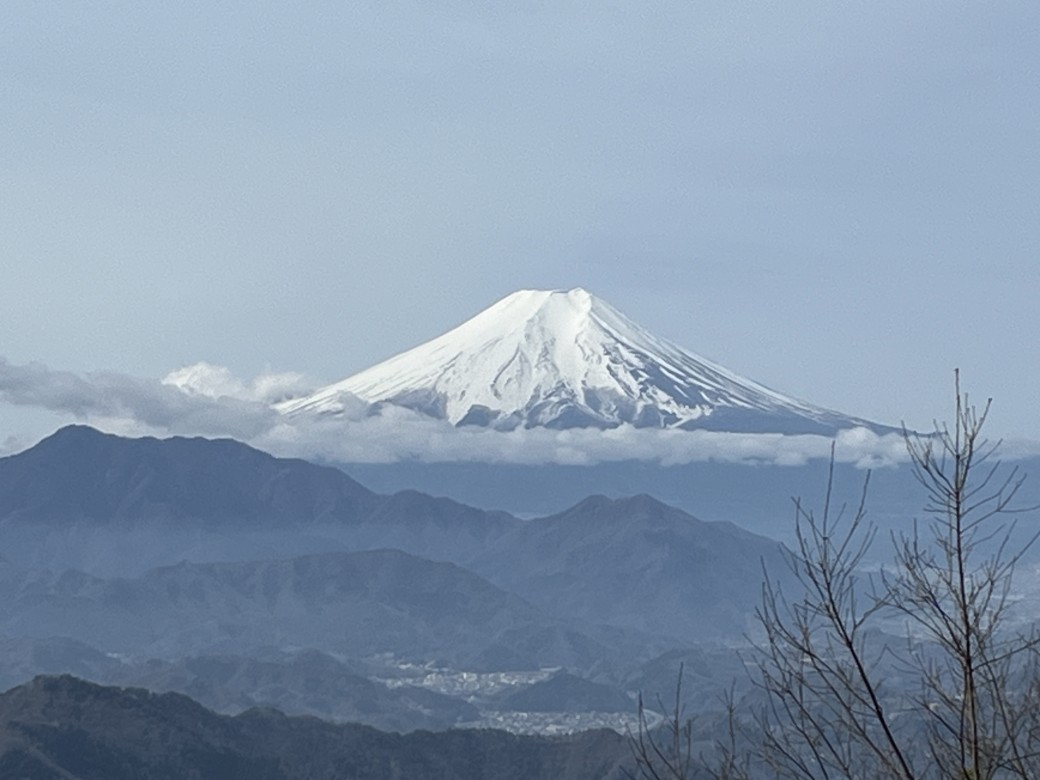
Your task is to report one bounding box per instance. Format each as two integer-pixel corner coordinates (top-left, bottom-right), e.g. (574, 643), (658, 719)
(0, 676), (631, 780)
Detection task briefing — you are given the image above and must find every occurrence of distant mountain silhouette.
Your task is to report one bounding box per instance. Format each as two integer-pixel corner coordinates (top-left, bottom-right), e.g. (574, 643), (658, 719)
(0, 424), (377, 526)
(470, 493), (789, 641)
(0, 426), (518, 571)
(0, 549), (629, 671)
(0, 426), (790, 648)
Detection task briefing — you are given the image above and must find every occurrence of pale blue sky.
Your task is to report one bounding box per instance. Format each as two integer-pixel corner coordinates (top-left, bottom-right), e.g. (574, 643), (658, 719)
(2, 2), (1038, 445)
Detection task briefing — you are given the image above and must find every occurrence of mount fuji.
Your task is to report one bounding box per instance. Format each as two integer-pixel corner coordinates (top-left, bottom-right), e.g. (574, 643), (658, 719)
(279, 288), (884, 435)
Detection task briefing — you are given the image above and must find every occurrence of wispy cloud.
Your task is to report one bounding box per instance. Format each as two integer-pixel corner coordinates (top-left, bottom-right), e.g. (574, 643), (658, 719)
(0, 357), (276, 441)
(0, 356), (975, 468)
(162, 362), (315, 405)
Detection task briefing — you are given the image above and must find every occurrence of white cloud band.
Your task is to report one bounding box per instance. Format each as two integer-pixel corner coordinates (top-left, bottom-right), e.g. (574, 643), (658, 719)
(4, 356), (1022, 468)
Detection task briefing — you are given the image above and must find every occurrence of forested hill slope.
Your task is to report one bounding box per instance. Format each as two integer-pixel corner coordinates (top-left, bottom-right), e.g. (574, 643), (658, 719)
(0, 676), (631, 780)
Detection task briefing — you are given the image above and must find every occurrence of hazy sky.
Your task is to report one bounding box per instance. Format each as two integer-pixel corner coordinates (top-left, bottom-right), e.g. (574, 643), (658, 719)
(2, 2), (1038, 448)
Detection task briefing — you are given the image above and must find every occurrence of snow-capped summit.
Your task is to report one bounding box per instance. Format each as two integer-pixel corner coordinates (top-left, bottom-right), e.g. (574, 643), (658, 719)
(278, 288), (881, 434)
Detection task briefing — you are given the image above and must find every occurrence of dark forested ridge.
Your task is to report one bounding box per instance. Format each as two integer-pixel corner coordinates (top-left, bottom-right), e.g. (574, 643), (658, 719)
(0, 676), (631, 780)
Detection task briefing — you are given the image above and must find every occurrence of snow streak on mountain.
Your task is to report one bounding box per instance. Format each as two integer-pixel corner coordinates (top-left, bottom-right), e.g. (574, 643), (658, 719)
(278, 289), (882, 435)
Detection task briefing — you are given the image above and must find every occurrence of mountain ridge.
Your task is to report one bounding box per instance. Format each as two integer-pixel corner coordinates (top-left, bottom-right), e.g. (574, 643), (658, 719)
(0, 424), (377, 526)
(0, 425), (790, 644)
(0, 675), (631, 780)
(278, 288), (883, 434)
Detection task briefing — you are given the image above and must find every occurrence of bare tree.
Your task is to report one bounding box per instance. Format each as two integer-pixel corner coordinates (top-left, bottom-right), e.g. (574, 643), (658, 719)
(626, 663), (695, 780)
(748, 372), (1040, 779)
(627, 669), (751, 780)
(883, 372), (1040, 778)
(634, 374), (1040, 779)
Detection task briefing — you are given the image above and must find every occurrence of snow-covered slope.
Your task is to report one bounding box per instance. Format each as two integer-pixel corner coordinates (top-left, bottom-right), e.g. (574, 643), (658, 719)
(278, 288), (881, 434)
